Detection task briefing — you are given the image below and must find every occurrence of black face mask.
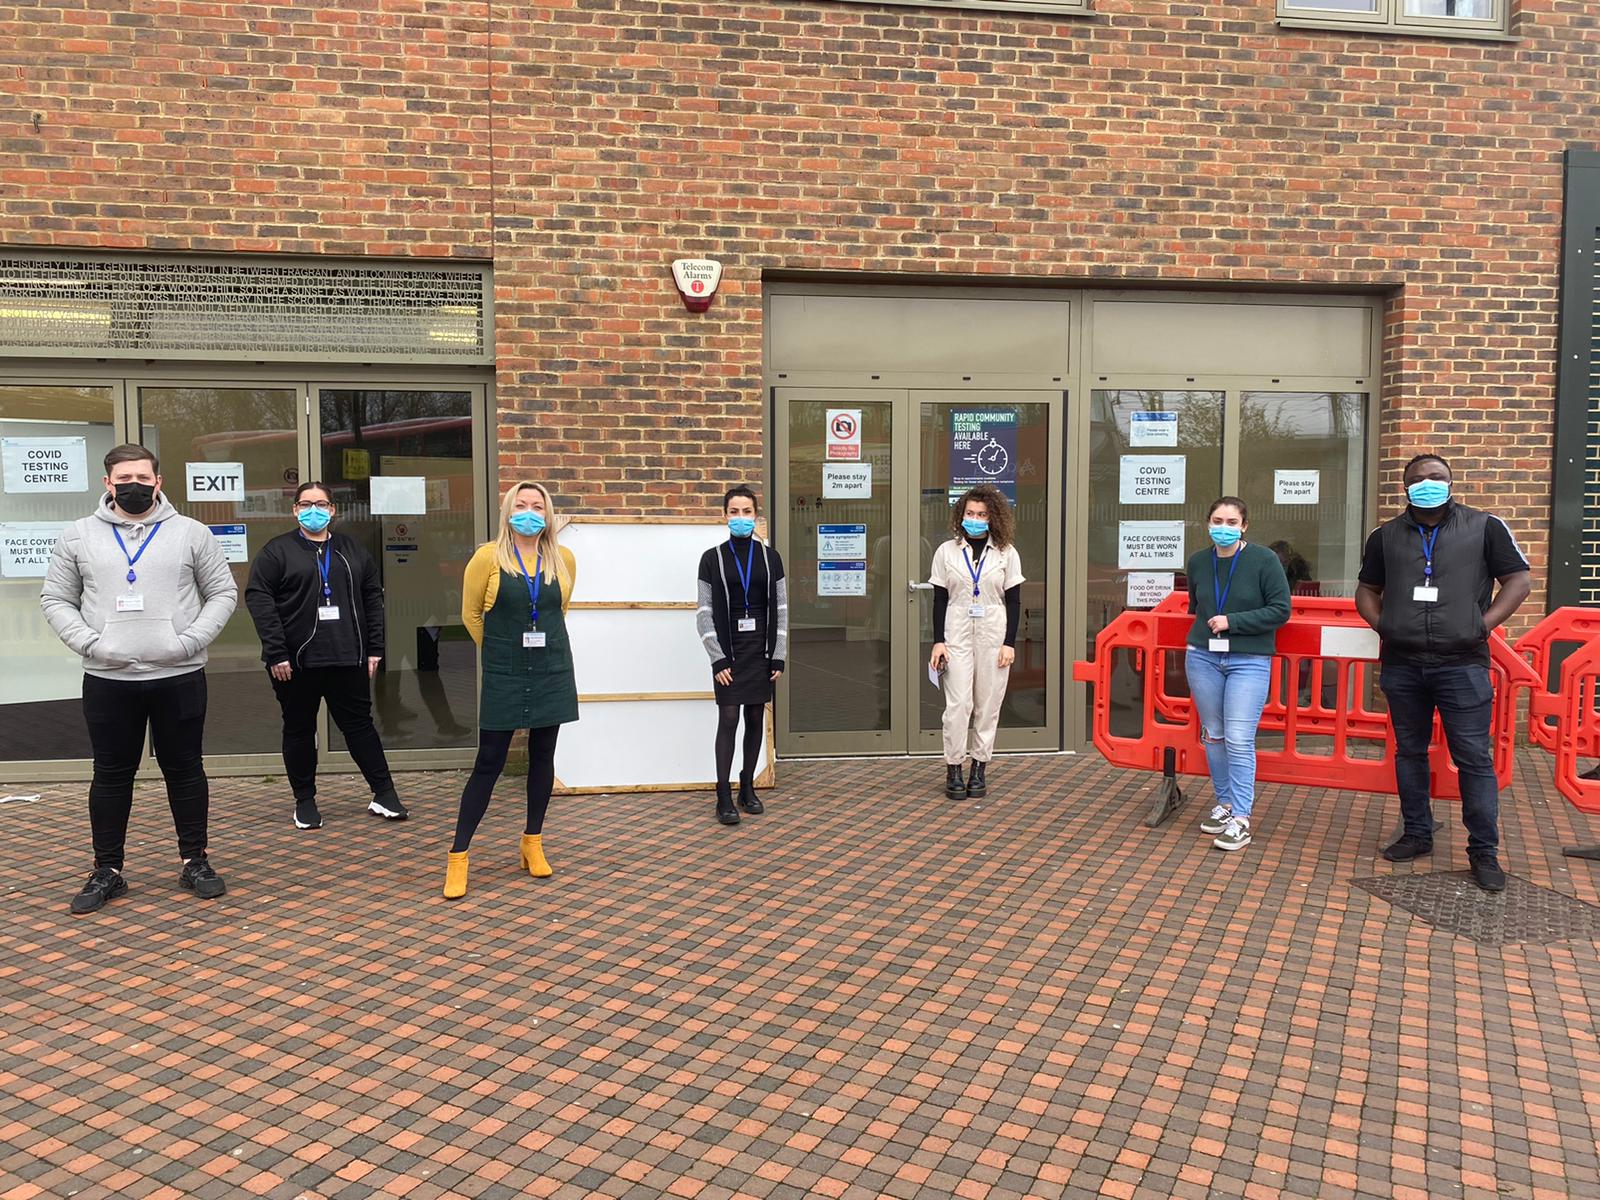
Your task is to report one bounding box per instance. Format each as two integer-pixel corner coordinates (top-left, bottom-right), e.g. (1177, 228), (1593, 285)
(113, 482), (156, 516)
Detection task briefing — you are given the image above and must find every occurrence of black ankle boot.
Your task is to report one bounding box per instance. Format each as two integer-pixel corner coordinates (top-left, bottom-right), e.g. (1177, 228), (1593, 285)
(716, 782), (741, 825)
(737, 773), (764, 814)
(967, 760), (988, 799)
(945, 764), (967, 800)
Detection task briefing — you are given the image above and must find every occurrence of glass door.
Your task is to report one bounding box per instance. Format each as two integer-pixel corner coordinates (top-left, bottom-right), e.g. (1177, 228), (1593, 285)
(911, 392), (1063, 753)
(312, 386), (484, 755)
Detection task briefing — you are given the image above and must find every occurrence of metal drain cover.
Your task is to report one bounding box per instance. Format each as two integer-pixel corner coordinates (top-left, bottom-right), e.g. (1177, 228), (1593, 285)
(1352, 871), (1600, 946)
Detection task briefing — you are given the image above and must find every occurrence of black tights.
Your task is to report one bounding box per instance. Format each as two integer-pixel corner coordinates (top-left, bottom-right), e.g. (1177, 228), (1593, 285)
(451, 726), (559, 853)
(716, 704), (766, 787)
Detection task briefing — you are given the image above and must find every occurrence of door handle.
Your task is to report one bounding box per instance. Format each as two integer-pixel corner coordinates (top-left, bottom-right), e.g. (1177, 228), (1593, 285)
(908, 580), (934, 595)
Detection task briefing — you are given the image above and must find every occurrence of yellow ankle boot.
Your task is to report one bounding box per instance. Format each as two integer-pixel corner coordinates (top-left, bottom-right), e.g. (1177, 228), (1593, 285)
(519, 833), (553, 878)
(443, 850), (469, 899)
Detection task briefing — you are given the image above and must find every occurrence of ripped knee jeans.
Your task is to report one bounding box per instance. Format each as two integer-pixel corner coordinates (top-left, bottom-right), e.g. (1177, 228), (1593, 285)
(1184, 647), (1273, 821)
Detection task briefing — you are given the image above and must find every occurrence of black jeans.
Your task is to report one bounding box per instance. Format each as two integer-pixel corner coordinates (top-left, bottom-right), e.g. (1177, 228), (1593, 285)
(83, 669), (210, 870)
(451, 726), (559, 852)
(270, 665), (394, 802)
(1379, 660), (1499, 856)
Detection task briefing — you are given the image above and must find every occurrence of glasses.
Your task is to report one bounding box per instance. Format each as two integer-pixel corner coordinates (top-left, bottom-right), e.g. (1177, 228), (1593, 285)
(294, 501), (332, 511)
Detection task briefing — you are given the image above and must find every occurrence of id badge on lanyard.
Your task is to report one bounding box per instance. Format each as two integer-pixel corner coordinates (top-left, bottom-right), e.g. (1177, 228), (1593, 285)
(112, 521), (163, 614)
(964, 545), (986, 620)
(732, 538), (759, 633)
(307, 537), (340, 619)
(1414, 524), (1440, 603)
(514, 544), (546, 649)
(1210, 547), (1242, 654)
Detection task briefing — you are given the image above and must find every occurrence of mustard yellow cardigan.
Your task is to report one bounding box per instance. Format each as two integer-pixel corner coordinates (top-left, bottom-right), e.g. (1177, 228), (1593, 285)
(461, 542), (577, 646)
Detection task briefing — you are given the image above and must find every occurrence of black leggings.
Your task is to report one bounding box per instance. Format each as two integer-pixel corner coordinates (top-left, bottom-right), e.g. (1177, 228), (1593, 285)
(716, 704), (766, 787)
(451, 726), (559, 853)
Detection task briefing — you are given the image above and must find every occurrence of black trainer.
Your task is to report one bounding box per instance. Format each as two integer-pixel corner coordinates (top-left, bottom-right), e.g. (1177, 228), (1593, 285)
(736, 774), (764, 815)
(368, 790), (408, 820)
(179, 855), (227, 899)
(70, 867), (128, 915)
(967, 760), (988, 799)
(945, 764), (967, 800)
(1469, 854), (1507, 893)
(715, 782), (740, 826)
(294, 798), (323, 830)
(1381, 833), (1433, 862)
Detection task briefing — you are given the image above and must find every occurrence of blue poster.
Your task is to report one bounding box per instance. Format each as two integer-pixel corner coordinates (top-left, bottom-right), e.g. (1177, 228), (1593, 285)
(949, 410), (1017, 503)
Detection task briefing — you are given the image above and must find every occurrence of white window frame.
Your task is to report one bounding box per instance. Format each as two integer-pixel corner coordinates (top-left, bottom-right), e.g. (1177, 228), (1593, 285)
(1277, 0), (1511, 40)
(826, 0), (1090, 16)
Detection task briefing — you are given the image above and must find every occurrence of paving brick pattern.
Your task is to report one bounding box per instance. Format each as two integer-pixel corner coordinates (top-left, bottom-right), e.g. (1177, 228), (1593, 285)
(2, 750), (1599, 1199)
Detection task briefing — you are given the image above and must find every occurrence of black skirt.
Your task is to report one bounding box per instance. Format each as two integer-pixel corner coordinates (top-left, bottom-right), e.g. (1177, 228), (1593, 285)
(716, 625), (774, 706)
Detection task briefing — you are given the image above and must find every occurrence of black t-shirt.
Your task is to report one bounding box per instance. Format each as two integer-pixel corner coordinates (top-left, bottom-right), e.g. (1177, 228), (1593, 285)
(1357, 507), (1529, 589)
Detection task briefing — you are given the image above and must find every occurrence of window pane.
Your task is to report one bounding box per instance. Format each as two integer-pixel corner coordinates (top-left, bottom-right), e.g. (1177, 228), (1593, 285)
(1087, 390), (1224, 739)
(1402, 0), (1495, 17)
(1, 384), (116, 761)
(1237, 393), (1368, 599)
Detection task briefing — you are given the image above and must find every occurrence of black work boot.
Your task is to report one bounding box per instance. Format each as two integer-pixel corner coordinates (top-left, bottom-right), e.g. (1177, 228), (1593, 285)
(967, 760), (988, 799)
(945, 764), (967, 800)
(716, 782), (741, 825)
(737, 773), (764, 814)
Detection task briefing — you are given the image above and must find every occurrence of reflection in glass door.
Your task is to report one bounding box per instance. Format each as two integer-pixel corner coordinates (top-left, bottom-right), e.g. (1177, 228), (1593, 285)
(914, 393), (1060, 753)
(1, 383), (121, 764)
(315, 388), (480, 752)
(139, 385), (303, 756)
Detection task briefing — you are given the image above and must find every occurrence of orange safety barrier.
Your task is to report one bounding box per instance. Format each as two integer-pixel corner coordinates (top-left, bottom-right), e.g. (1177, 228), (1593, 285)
(1072, 595), (1527, 821)
(1512, 608), (1600, 816)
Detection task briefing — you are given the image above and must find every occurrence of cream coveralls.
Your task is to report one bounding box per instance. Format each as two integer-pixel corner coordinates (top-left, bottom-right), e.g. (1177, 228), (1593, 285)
(930, 537), (1025, 765)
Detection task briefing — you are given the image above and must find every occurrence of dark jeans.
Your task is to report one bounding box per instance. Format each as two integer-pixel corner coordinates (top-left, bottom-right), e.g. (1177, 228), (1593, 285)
(269, 665), (395, 802)
(451, 726), (559, 852)
(1379, 660), (1499, 856)
(83, 669), (210, 870)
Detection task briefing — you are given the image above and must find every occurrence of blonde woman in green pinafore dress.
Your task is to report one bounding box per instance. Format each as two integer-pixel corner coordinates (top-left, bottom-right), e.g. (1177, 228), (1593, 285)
(443, 482), (579, 899)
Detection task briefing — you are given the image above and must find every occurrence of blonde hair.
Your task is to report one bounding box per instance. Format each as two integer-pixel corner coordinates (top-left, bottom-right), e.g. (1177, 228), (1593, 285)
(494, 481), (571, 593)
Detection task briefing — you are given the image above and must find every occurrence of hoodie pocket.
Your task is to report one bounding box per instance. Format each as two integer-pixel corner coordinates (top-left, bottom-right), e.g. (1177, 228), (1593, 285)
(90, 617), (190, 670)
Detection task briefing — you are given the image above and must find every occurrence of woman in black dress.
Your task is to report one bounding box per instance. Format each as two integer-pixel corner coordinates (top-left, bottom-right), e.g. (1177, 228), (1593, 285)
(696, 486), (788, 825)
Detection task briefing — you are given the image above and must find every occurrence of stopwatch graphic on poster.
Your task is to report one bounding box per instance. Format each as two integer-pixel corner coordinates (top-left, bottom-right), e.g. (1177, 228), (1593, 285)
(976, 438), (1009, 478)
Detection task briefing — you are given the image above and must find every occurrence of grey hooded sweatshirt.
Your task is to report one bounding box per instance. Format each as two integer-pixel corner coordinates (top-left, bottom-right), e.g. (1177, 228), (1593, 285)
(40, 492), (238, 681)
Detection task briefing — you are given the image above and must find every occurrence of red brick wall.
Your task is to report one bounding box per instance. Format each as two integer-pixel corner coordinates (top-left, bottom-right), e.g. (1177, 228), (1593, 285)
(5, 0), (1597, 618)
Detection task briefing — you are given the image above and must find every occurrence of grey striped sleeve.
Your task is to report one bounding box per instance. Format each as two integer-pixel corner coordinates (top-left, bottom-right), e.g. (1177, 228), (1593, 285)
(696, 578), (723, 664)
(773, 575), (789, 663)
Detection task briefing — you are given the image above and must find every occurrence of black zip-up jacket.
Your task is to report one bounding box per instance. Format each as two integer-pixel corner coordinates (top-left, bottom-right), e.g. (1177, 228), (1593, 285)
(245, 529), (384, 669)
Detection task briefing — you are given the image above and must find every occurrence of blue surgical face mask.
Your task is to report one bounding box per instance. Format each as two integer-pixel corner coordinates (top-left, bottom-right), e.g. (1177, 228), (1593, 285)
(727, 516), (756, 538)
(1406, 479), (1451, 509)
(509, 510), (546, 537)
(962, 518), (989, 538)
(1209, 524), (1242, 548)
(296, 507), (332, 533)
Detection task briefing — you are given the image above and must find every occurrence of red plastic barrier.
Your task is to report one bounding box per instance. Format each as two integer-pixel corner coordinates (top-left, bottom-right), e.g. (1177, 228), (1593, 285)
(1073, 596), (1524, 800)
(1513, 609), (1600, 814)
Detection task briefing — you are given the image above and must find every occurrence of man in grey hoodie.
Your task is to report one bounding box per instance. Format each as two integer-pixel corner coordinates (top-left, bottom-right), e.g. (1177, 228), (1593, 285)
(41, 444), (238, 913)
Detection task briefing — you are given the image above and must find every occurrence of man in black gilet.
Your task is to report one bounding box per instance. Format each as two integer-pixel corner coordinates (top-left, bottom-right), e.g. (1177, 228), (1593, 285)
(1354, 454), (1530, 892)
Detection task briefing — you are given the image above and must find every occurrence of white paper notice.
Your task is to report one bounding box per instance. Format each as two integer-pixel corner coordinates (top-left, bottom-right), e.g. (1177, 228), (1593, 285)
(1320, 626), (1380, 660)
(370, 475), (427, 515)
(3, 437), (88, 493)
(0, 522), (68, 577)
(1126, 572), (1176, 608)
(1274, 469), (1320, 505)
(928, 664), (944, 690)
(1129, 412), (1178, 447)
(208, 524), (249, 564)
(825, 409), (863, 461)
(822, 463), (872, 499)
(1118, 521), (1186, 569)
(185, 461), (245, 503)
(1120, 455), (1187, 505)
(818, 560), (867, 597)
(817, 524), (868, 559)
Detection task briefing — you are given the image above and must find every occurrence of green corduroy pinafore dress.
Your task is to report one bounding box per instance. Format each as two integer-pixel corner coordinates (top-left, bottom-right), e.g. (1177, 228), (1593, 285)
(478, 566), (579, 731)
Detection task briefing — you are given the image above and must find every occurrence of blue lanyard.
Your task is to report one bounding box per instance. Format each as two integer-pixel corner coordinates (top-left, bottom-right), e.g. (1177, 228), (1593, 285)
(1213, 546), (1243, 615)
(1415, 523), (1440, 582)
(513, 544), (543, 627)
(963, 544), (985, 598)
(111, 521), (164, 586)
(299, 532), (332, 600)
(730, 538), (756, 615)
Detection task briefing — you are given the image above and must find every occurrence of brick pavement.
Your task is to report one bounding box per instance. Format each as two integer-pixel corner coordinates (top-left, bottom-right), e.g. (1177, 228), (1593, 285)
(1, 751), (1598, 1200)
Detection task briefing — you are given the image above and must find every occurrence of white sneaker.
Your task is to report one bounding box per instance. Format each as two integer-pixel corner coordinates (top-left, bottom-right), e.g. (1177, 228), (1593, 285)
(1214, 818), (1252, 852)
(1200, 805), (1231, 835)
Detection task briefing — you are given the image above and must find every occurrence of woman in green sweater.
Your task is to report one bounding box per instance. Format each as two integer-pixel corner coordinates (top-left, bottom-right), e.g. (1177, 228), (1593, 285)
(1186, 496), (1292, 851)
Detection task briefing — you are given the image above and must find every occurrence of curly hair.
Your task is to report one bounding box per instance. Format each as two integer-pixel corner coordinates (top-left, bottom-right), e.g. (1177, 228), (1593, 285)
(949, 484), (1015, 548)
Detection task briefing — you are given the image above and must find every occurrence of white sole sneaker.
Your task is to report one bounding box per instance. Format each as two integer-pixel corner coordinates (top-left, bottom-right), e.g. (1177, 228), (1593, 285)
(368, 797), (408, 820)
(1214, 828), (1252, 851)
(1200, 809), (1231, 835)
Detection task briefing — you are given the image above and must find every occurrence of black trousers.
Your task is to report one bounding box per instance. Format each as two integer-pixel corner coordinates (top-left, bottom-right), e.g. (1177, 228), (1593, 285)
(83, 669), (210, 870)
(451, 726), (559, 852)
(269, 665), (395, 802)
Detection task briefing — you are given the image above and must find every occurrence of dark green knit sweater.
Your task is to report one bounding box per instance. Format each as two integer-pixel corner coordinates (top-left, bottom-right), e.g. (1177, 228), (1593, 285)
(1185, 542), (1292, 655)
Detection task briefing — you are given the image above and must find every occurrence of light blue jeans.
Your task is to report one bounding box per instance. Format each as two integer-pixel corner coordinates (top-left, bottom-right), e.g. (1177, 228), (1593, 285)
(1184, 646), (1273, 820)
